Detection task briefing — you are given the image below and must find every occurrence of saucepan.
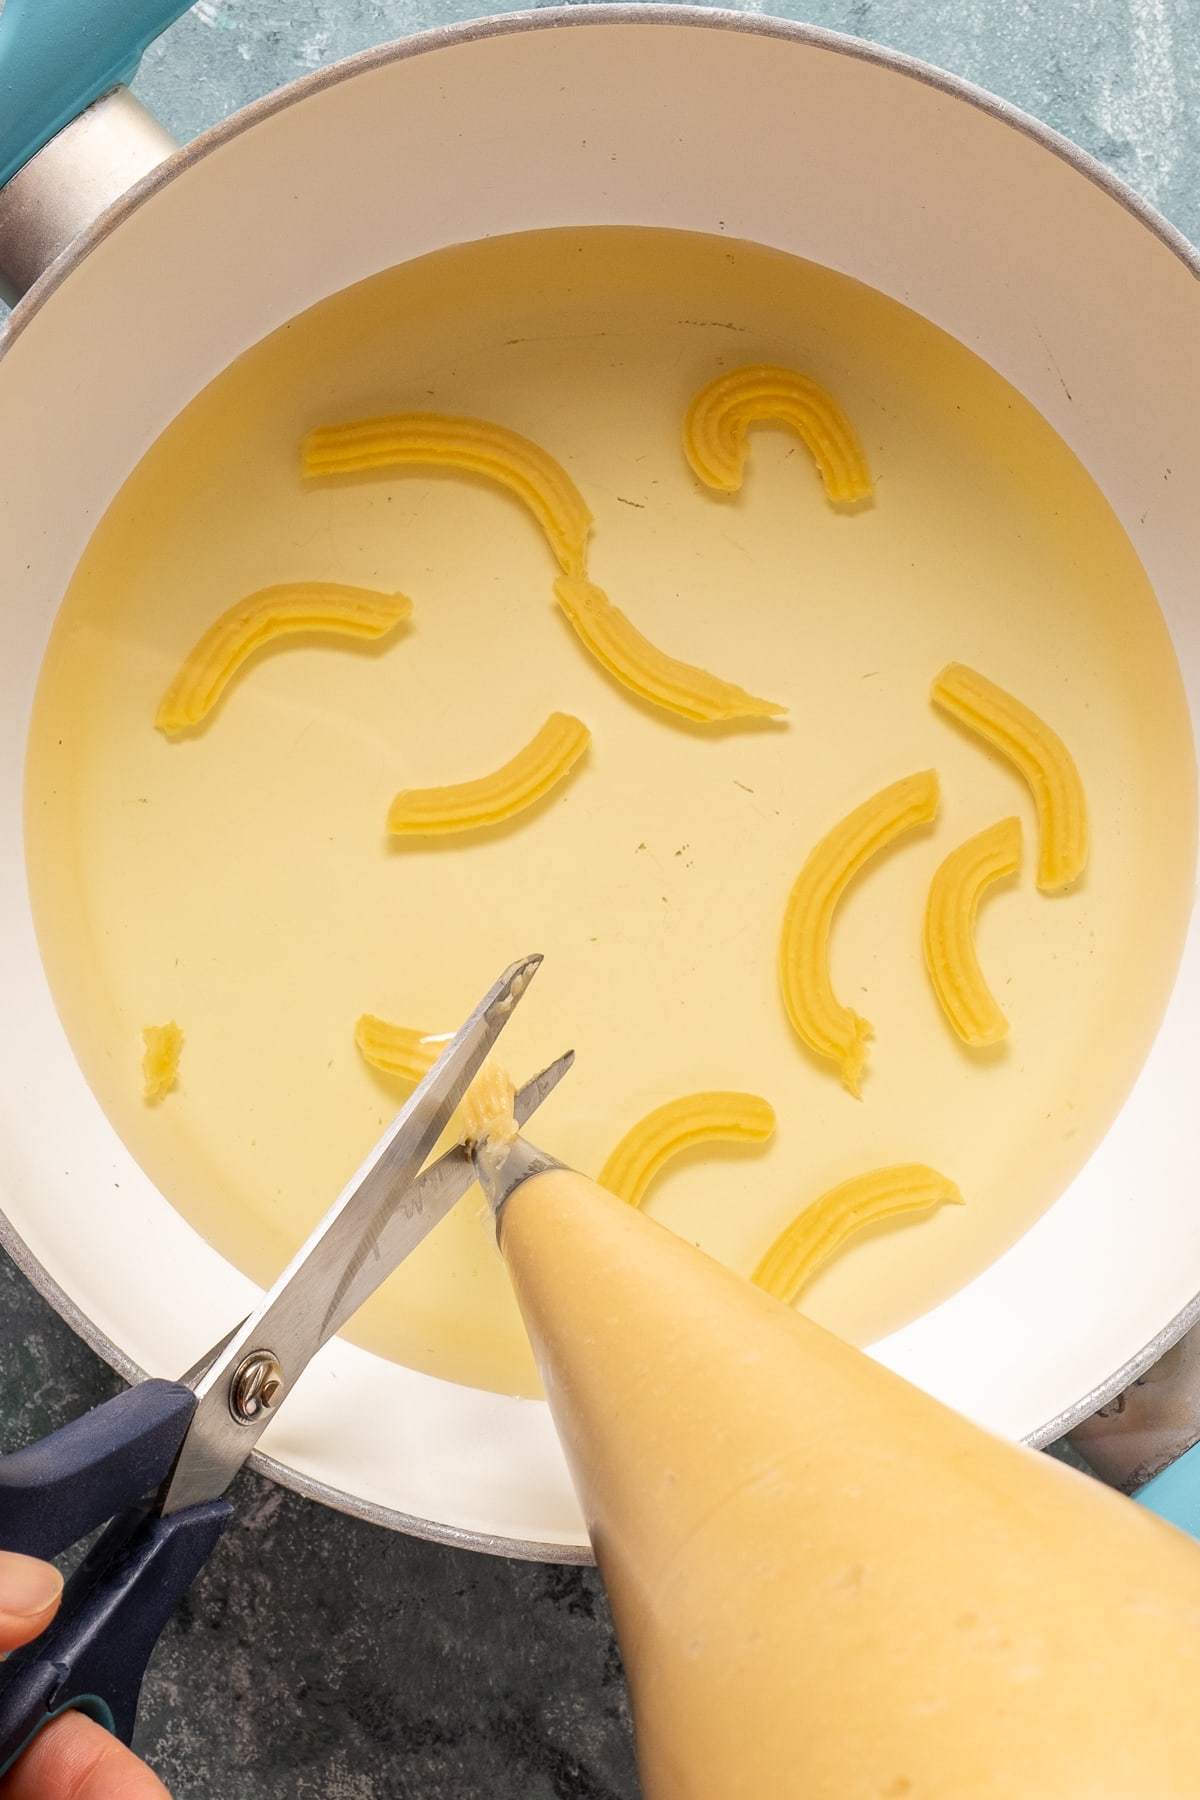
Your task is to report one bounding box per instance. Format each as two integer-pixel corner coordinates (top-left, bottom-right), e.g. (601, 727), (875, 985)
(2, 0), (1200, 1561)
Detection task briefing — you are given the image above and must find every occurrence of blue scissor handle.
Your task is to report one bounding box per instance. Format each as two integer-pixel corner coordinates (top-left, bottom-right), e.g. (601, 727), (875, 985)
(0, 1378), (231, 1775)
(0, 1496), (233, 1774)
(0, 1380), (196, 1560)
(1134, 1437), (1200, 1540)
(0, 0), (192, 191)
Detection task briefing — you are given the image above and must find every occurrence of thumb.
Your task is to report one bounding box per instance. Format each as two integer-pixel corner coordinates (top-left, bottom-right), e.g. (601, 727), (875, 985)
(0, 1712), (173, 1800)
(0, 1551), (63, 1652)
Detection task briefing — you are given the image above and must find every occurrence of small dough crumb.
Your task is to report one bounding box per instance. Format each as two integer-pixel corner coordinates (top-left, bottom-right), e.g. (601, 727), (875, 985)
(461, 1059), (518, 1149)
(142, 1022), (183, 1103)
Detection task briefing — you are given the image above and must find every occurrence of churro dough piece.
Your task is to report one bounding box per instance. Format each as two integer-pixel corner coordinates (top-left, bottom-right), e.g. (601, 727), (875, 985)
(142, 1021), (183, 1102)
(931, 662), (1087, 891)
(599, 1092), (776, 1208)
(780, 770), (940, 1095)
(302, 412), (592, 575)
(554, 575), (785, 725)
(753, 1163), (963, 1304)
(155, 584), (411, 734)
(354, 1016), (444, 1084)
(924, 816), (1022, 1045)
(462, 1059), (520, 1151)
(386, 714), (589, 836)
(683, 363), (872, 504)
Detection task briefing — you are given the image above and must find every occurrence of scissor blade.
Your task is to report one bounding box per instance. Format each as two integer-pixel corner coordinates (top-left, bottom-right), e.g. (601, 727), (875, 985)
(173, 1052), (572, 1419)
(319, 1048), (573, 1344)
(159, 954), (542, 1516)
(178, 1321), (246, 1392)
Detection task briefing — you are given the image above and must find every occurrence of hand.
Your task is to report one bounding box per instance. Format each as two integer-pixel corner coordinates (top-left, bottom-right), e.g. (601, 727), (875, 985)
(0, 1552), (171, 1799)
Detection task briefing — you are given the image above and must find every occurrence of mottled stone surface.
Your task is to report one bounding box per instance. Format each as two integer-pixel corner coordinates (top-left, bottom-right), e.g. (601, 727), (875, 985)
(0, 1), (1186, 1793)
(130, 0), (1200, 247)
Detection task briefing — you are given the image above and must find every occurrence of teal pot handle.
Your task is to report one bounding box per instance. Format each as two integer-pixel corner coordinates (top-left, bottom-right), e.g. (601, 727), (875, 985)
(0, 0), (192, 191)
(1134, 1439), (1200, 1539)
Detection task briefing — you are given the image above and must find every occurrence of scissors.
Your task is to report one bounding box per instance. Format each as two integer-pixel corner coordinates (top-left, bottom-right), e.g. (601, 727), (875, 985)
(0, 953), (569, 1777)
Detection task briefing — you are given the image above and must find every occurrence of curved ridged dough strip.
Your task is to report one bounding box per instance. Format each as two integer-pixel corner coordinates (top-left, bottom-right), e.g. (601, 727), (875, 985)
(354, 1016), (445, 1084)
(924, 816), (1022, 1046)
(461, 1059), (520, 1150)
(752, 1163), (963, 1304)
(142, 1021), (183, 1103)
(683, 363), (873, 504)
(386, 712), (590, 836)
(780, 770), (940, 1096)
(554, 575), (786, 725)
(302, 413), (592, 575)
(155, 583), (412, 734)
(598, 1092), (776, 1209)
(356, 1025), (518, 1162)
(930, 662), (1088, 892)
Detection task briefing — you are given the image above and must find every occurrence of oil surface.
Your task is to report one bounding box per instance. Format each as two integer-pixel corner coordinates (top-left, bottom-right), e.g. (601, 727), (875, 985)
(24, 228), (1196, 1397)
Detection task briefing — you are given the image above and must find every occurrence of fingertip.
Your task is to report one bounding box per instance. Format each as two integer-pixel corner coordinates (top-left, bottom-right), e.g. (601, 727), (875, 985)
(1, 1711), (172, 1800)
(0, 1552), (63, 1651)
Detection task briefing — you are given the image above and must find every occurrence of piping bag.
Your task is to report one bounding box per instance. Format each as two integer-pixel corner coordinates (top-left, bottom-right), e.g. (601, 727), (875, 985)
(471, 1129), (1200, 1798)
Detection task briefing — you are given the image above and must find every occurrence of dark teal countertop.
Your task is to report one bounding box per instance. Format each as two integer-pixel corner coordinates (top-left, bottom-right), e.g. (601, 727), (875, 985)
(135, 0), (1200, 251)
(3, 2), (1193, 1792)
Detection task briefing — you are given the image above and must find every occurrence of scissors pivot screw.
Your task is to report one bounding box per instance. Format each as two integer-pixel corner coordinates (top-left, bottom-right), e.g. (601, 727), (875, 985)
(229, 1350), (285, 1424)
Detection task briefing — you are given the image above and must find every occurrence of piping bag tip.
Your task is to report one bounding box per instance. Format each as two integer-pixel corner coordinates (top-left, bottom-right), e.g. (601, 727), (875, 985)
(471, 1132), (565, 1229)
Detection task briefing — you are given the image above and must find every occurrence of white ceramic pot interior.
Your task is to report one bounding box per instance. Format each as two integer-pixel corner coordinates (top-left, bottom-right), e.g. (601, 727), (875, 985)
(2, 12), (1199, 1554)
